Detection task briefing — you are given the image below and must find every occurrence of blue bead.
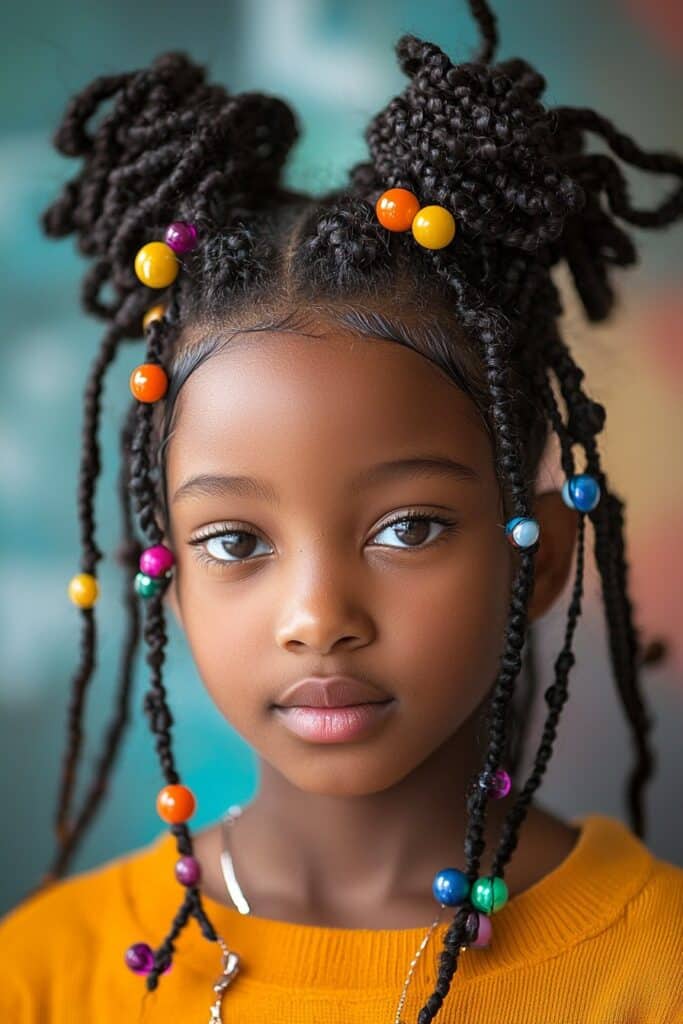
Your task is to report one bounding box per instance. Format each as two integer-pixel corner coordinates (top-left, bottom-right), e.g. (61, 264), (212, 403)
(561, 474), (601, 513)
(432, 867), (470, 906)
(505, 516), (540, 549)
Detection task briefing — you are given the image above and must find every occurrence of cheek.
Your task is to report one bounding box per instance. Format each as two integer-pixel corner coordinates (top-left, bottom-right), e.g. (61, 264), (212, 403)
(175, 574), (274, 723)
(382, 534), (512, 718)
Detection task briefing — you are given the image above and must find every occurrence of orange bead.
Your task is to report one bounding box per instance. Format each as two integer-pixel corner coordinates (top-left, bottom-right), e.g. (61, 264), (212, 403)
(134, 241), (179, 288)
(129, 363), (168, 403)
(156, 784), (196, 824)
(375, 188), (421, 232)
(142, 304), (166, 331)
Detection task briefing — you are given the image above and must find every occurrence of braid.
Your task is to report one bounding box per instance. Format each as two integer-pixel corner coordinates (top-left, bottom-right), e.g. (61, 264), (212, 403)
(37, 0), (681, 1017)
(49, 299), (143, 851)
(42, 401), (143, 881)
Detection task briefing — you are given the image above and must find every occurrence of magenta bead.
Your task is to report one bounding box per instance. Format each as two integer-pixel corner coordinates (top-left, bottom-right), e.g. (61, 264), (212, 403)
(124, 941), (172, 975)
(175, 855), (201, 887)
(125, 942), (154, 974)
(139, 544), (175, 578)
(164, 221), (197, 254)
(471, 912), (492, 948)
(490, 768), (512, 799)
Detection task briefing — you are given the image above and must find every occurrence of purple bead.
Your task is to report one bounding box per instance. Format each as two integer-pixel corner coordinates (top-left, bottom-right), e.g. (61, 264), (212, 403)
(125, 942), (154, 974)
(139, 544), (175, 578)
(490, 768), (512, 799)
(124, 942), (172, 975)
(175, 855), (201, 887)
(164, 221), (198, 254)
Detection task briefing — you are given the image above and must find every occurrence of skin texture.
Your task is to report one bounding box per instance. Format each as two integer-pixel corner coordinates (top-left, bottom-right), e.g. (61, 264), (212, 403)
(163, 320), (581, 928)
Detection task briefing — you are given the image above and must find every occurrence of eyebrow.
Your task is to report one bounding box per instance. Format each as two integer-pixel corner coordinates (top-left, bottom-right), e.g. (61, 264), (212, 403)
(172, 455), (480, 506)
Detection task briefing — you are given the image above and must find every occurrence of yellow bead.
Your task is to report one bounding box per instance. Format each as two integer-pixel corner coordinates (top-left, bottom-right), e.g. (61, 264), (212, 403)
(68, 573), (99, 609)
(142, 304), (167, 330)
(134, 242), (179, 288)
(411, 206), (457, 250)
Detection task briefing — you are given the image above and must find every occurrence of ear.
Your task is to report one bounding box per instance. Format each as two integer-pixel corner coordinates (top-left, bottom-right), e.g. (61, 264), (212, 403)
(527, 490), (580, 623)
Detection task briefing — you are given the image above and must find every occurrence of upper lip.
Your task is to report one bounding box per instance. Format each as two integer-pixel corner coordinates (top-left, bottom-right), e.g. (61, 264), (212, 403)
(273, 675), (393, 708)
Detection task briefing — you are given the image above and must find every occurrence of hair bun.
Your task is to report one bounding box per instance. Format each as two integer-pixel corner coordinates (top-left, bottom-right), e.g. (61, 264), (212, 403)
(41, 51), (299, 324)
(352, 34), (585, 255)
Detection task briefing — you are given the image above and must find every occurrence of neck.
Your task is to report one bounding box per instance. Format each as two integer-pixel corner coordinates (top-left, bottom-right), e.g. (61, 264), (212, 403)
(230, 717), (517, 909)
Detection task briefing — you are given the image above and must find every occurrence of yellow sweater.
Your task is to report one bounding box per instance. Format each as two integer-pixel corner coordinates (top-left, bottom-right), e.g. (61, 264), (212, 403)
(0, 813), (681, 1023)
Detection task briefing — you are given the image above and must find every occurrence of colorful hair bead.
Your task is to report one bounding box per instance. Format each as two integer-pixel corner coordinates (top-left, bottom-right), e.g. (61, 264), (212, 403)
(134, 241), (179, 288)
(466, 910), (493, 948)
(411, 205), (457, 250)
(489, 767), (512, 799)
(164, 221), (198, 254)
(505, 516), (540, 549)
(175, 855), (201, 887)
(432, 867), (470, 906)
(375, 188), (421, 232)
(142, 304), (167, 331)
(129, 363), (168, 403)
(134, 572), (168, 599)
(67, 572), (99, 608)
(470, 875), (508, 914)
(561, 473), (601, 513)
(156, 783), (196, 824)
(124, 941), (172, 975)
(125, 941), (154, 975)
(140, 544), (175, 578)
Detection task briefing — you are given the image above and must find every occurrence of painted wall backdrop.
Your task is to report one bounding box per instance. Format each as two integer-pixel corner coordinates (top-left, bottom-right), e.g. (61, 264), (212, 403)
(1, 0), (681, 917)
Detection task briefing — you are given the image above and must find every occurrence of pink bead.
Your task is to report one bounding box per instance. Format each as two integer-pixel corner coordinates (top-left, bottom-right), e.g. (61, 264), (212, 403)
(139, 544), (175, 578)
(164, 221), (197, 254)
(490, 768), (512, 799)
(470, 912), (492, 948)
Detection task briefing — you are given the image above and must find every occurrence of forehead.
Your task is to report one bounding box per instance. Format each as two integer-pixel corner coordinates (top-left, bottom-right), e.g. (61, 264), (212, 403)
(166, 330), (494, 492)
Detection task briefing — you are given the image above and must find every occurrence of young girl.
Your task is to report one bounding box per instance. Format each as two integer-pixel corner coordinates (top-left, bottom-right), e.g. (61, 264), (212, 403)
(1, 1), (681, 1021)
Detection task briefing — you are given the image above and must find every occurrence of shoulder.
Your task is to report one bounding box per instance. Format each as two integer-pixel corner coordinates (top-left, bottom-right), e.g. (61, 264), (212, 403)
(627, 848), (683, 928)
(0, 841), (134, 942)
(0, 834), (164, 1018)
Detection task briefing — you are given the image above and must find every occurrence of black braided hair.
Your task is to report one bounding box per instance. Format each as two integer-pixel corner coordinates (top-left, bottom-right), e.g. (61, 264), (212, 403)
(34, 1), (680, 1017)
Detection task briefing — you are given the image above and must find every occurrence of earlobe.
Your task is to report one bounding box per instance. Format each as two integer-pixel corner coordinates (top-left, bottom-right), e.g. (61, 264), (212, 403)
(527, 490), (580, 623)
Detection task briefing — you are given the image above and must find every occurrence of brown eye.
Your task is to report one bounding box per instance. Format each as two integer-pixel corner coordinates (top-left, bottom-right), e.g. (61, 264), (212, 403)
(371, 512), (456, 550)
(202, 530), (271, 563)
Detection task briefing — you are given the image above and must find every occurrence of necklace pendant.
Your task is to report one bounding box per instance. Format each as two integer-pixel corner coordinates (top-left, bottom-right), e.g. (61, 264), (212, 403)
(207, 940), (241, 1023)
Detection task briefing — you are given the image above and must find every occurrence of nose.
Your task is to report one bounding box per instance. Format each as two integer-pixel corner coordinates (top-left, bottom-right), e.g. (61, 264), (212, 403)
(274, 556), (375, 655)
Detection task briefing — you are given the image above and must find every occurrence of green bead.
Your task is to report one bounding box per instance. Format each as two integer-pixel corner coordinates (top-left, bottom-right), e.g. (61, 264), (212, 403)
(134, 571), (165, 598)
(470, 875), (508, 914)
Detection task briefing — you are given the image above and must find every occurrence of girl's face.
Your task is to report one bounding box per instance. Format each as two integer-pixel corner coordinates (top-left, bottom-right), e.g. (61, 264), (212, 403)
(164, 324), (516, 796)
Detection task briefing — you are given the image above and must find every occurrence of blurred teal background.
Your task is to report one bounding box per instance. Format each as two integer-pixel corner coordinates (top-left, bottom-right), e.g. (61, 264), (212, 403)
(1, 0), (681, 916)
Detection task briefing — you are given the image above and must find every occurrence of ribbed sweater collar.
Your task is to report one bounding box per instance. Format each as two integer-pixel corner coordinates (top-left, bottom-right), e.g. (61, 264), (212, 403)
(121, 813), (654, 990)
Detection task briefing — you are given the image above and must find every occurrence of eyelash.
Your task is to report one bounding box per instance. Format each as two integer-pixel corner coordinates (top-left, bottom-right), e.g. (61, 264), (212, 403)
(188, 510), (458, 569)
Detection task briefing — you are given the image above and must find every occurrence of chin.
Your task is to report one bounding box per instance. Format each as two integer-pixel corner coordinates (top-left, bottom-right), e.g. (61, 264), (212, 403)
(277, 751), (418, 798)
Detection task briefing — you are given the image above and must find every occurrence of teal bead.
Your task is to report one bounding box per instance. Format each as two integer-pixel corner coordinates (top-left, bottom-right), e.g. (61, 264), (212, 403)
(470, 875), (508, 914)
(134, 572), (165, 598)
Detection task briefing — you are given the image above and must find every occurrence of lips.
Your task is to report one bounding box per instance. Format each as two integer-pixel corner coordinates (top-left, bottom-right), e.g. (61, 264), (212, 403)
(273, 675), (392, 709)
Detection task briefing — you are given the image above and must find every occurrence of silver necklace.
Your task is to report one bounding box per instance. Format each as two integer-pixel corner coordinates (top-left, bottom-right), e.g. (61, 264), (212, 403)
(207, 803), (446, 1024)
